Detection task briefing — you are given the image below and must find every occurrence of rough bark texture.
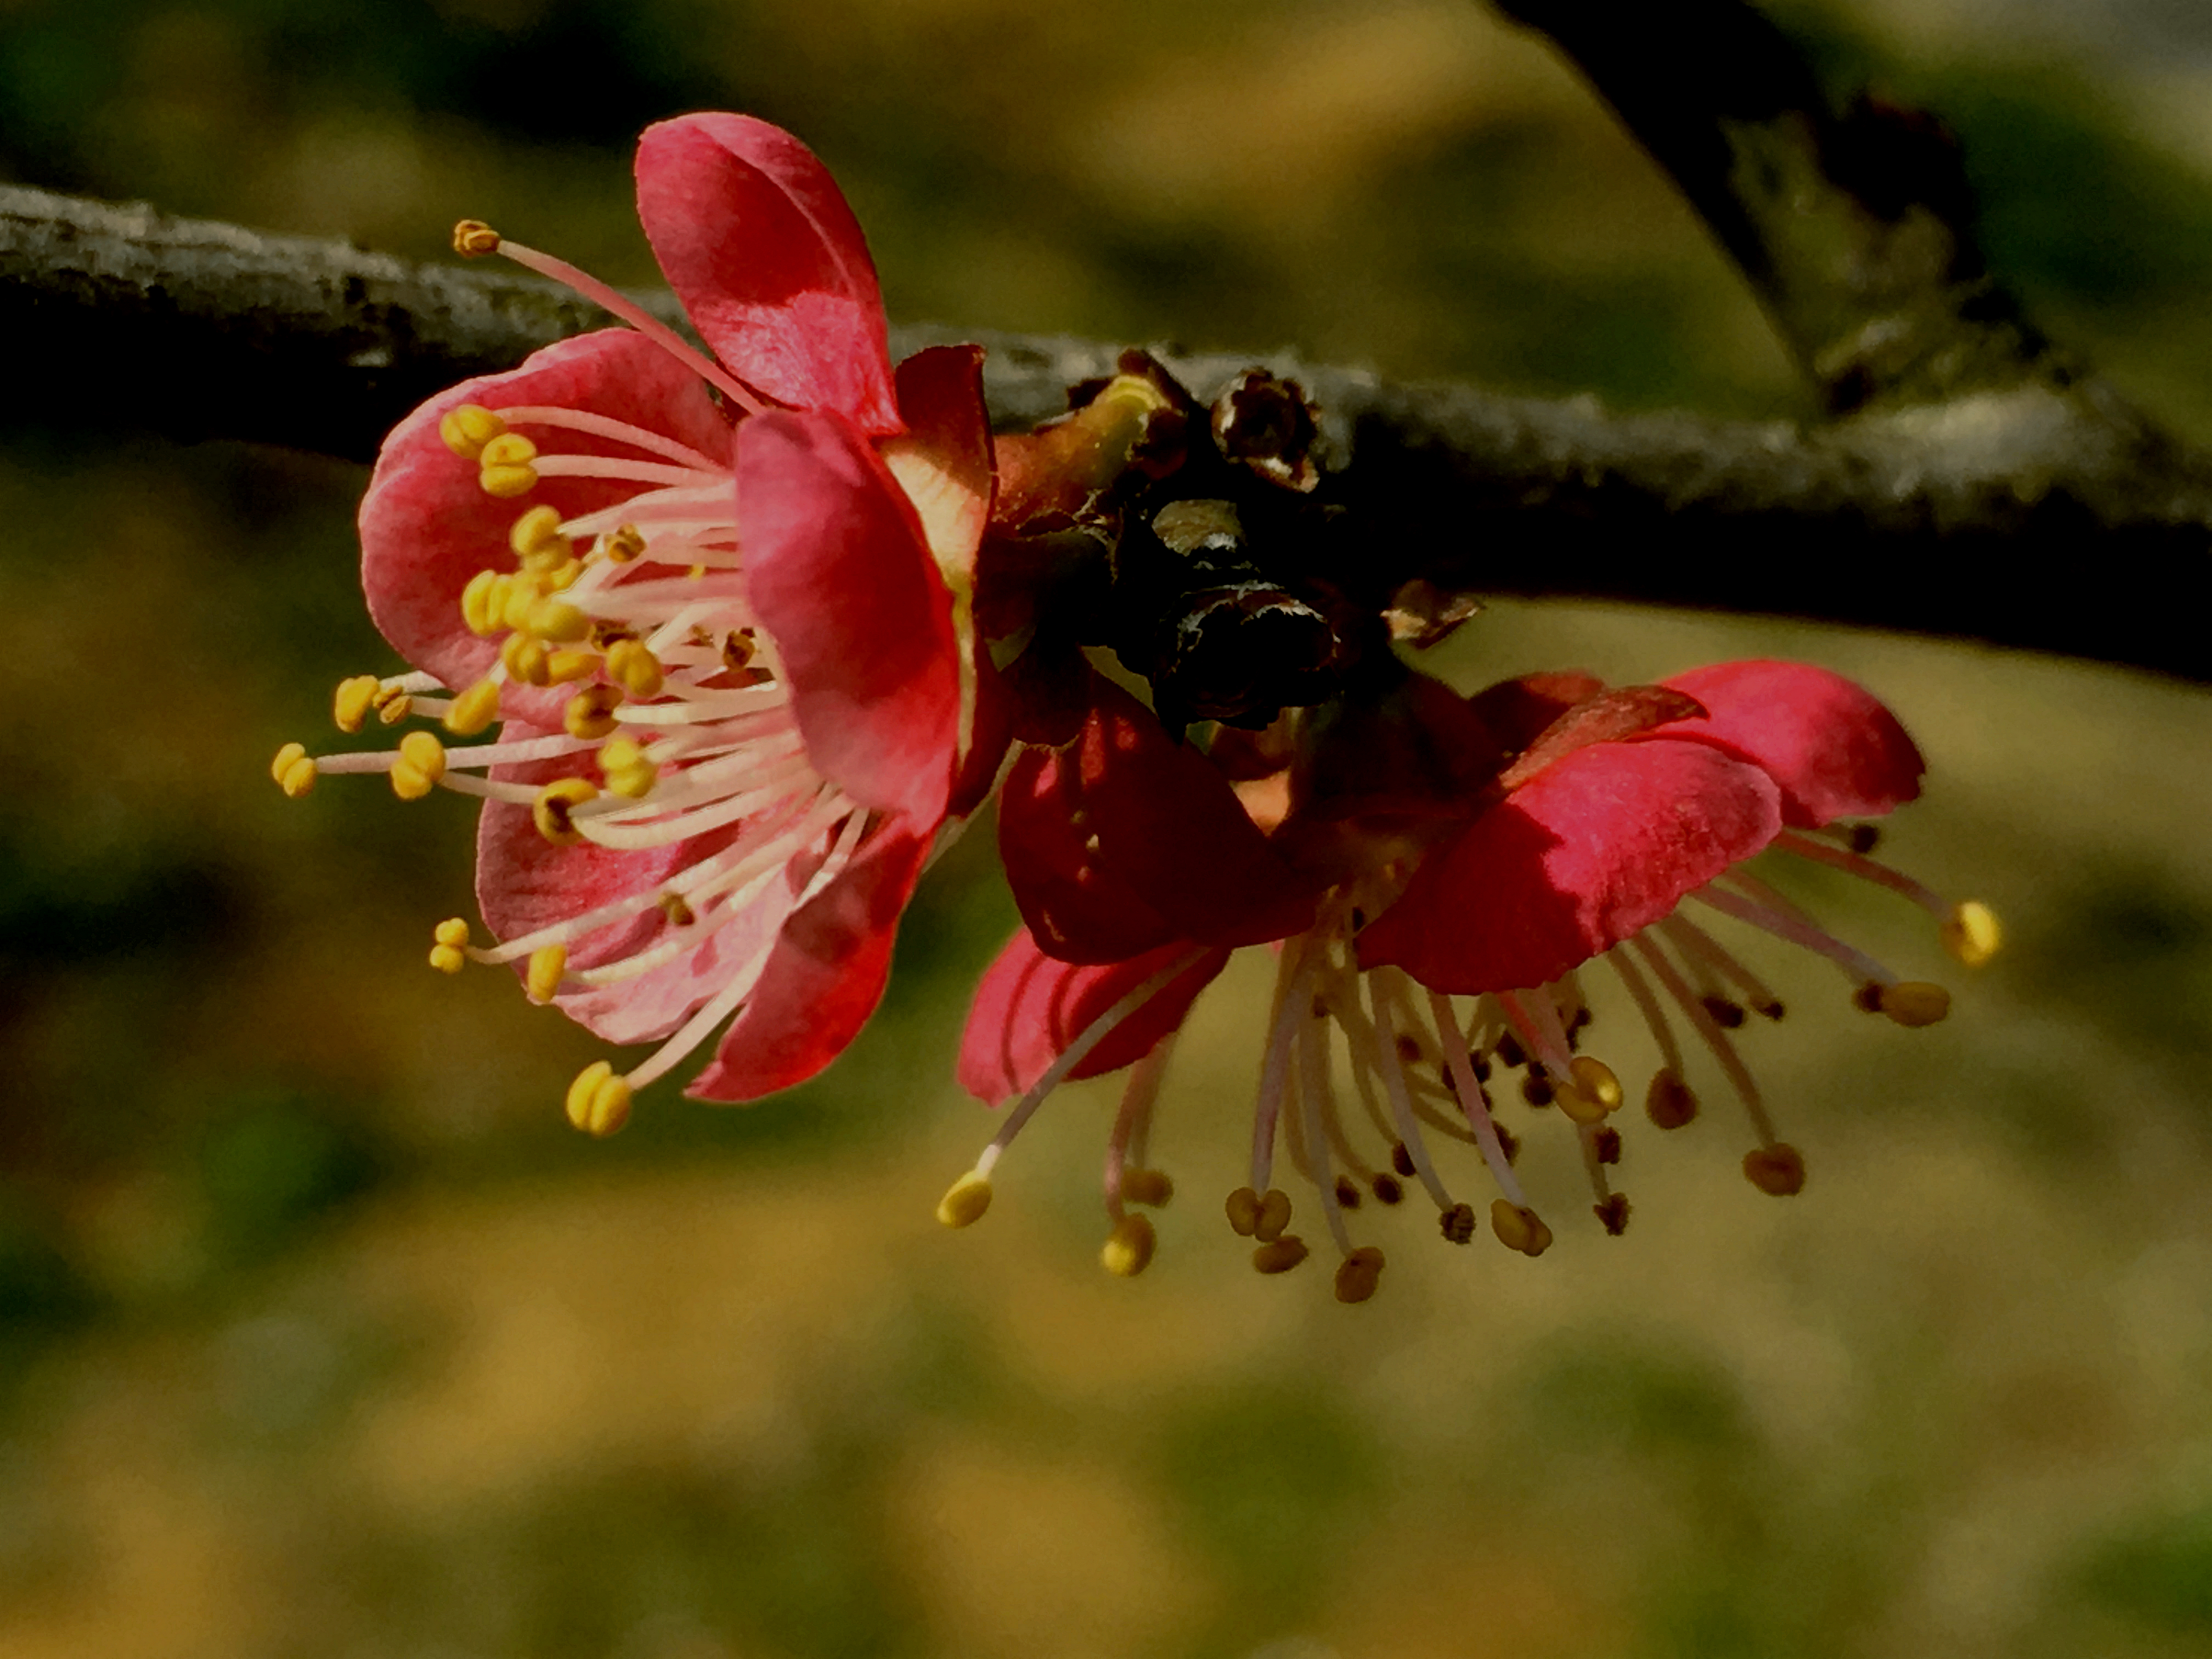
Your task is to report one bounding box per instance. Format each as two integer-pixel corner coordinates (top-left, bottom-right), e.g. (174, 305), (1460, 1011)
(4, 0), (2210, 682)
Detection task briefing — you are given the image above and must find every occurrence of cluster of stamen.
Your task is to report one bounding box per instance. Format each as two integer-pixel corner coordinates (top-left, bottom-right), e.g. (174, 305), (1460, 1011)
(936, 822), (1998, 1304)
(273, 222), (878, 1137)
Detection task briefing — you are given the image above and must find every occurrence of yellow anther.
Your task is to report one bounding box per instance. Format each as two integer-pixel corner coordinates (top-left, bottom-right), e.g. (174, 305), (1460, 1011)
(1225, 1186), (1262, 1237)
(1121, 1168), (1174, 1208)
(1743, 1143), (1807, 1196)
(544, 649), (599, 684)
(1333, 1245), (1385, 1304)
(525, 943), (567, 1004)
(1940, 900), (2002, 968)
(1101, 1213), (1157, 1277)
(1254, 1188), (1293, 1244)
(936, 1171), (993, 1228)
(332, 675), (380, 733)
(459, 569), (504, 636)
(658, 892), (695, 926)
(1646, 1068), (1699, 1129)
(542, 556), (585, 591)
(271, 742), (317, 797)
(1491, 1199), (1554, 1258)
(564, 684), (624, 741)
(1878, 981), (1952, 1027)
(564, 1061), (632, 1138)
(500, 631), (550, 687)
(444, 676), (503, 735)
(599, 524), (646, 563)
(1251, 1235), (1310, 1274)
(532, 777), (599, 844)
(390, 730), (447, 800)
(605, 639), (665, 698)
(509, 504), (570, 564)
(1555, 1078), (1610, 1125)
(428, 943), (466, 974)
(452, 219), (503, 257)
(479, 432), (539, 498)
(434, 917), (471, 948)
(497, 571), (547, 633)
(525, 598), (591, 644)
(375, 691), (412, 725)
(599, 735), (658, 799)
(1568, 1056), (1623, 1112)
(438, 402), (505, 459)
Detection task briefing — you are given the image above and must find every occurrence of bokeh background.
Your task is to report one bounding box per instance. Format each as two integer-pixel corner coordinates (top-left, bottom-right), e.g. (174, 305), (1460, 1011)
(6, 0), (2212, 1654)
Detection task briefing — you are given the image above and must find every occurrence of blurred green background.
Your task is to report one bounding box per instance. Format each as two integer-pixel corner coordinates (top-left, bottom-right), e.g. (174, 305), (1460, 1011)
(6, 1), (2212, 1654)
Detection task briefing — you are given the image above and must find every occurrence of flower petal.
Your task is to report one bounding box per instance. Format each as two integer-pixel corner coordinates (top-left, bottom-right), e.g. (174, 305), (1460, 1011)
(998, 675), (1316, 962)
(635, 113), (901, 435)
(473, 729), (777, 1045)
(1652, 660), (1925, 826)
(737, 409), (962, 823)
(958, 929), (1229, 1104)
(881, 344), (994, 595)
(684, 819), (932, 1101)
(1358, 739), (1783, 993)
(360, 329), (732, 721)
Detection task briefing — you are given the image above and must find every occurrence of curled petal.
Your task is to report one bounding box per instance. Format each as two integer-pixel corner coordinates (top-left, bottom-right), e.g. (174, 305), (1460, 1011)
(958, 930), (1229, 1104)
(998, 745), (1180, 964)
(1652, 660), (1925, 826)
(1358, 739), (1783, 993)
(360, 330), (732, 722)
(738, 410), (962, 823)
(685, 820), (931, 1102)
(882, 344), (994, 595)
(636, 113), (900, 435)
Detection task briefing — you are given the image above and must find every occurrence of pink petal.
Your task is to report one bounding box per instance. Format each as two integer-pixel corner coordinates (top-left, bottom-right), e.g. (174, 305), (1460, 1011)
(738, 410), (962, 823)
(635, 114), (901, 435)
(1357, 739), (1783, 993)
(474, 728), (777, 1045)
(880, 344), (994, 594)
(1652, 660), (1925, 826)
(684, 820), (932, 1101)
(957, 930), (1230, 1104)
(360, 329), (732, 721)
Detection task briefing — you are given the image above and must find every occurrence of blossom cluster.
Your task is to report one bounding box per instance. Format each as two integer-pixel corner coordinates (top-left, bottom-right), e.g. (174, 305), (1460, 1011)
(276, 113), (1998, 1302)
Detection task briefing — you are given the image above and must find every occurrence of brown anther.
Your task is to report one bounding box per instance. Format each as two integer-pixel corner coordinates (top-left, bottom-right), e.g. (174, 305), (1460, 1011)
(1594, 1194), (1632, 1235)
(720, 628), (757, 672)
(1225, 1186), (1263, 1237)
(1848, 823), (1881, 854)
(657, 892), (696, 927)
(564, 684), (624, 742)
(532, 777), (599, 845)
(1743, 1143), (1807, 1196)
(1370, 1173), (1403, 1206)
(1521, 1072), (1554, 1108)
(1593, 1126), (1622, 1165)
(1439, 1202), (1476, 1245)
(1646, 1068), (1699, 1129)
(1493, 1123), (1521, 1164)
(452, 219), (501, 256)
(1251, 1235), (1309, 1274)
(1389, 1142), (1416, 1179)
(1569, 1006), (1594, 1035)
(1334, 1245), (1385, 1305)
(1700, 994), (1748, 1029)
(589, 620), (638, 650)
(1254, 1188), (1293, 1243)
(1471, 1054), (1491, 1083)
(1121, 1168), (1174, 1207)
(1101, 1213), (1156, 1277)
(1495, 1032), (1527, 1069)
(1394, 1033), (1423, 1066)
(1490, 1199), (1554, 1257)
(1333, 1175), (1361, 1210)
(1853, 982), (1886, 1014)
(1757, 998), (1787, 1021)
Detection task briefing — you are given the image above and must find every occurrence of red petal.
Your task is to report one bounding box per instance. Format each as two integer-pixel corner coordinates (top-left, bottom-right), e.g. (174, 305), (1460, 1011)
(738, 410), (962, 823)
(1652, 660), (1925, 826)
(635, 114), (900, 435)
(685, 819), (931, 1102)
(474, 729), (778, 1045)
(360, 330), (731, 720)
(957, 930), (1229, 1104)
(998, 675), (1317, 961)
(881, 344), (994, 596)
(1357, 739), (1782, 992)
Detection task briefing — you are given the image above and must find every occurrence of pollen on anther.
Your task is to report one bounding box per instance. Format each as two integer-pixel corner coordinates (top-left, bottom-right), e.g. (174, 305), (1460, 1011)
(1122, 1168), (1174, 1207)
(564, 684), (623, 741)
(1439, 1202), (1476, 1244)
(1941, 901), (2003, 968)
(1594, 1194), (1632, 1235)
(937, 1171), (993, 1228)
(533, 777), (599, 844)
(390, 731), (447, 800)
(270, 742), (316, 798)
(452, 219), (502, 257)
(333, 675), (380, 733)
(526, 943), (567, 1004)
(1252, 1235), (1309, 1274)
(1102, 1214), (1157, 1277)
(428, 917), (470, 976)
(446, 677), (503, 735)
(564, 1060), (631, 1137)
(439, 403), (505, 459)
(1491, 1199), (1554, 1257)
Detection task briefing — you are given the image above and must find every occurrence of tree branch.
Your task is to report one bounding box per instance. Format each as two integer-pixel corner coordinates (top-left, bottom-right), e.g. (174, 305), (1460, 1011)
(5, 173), (2211, 681)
